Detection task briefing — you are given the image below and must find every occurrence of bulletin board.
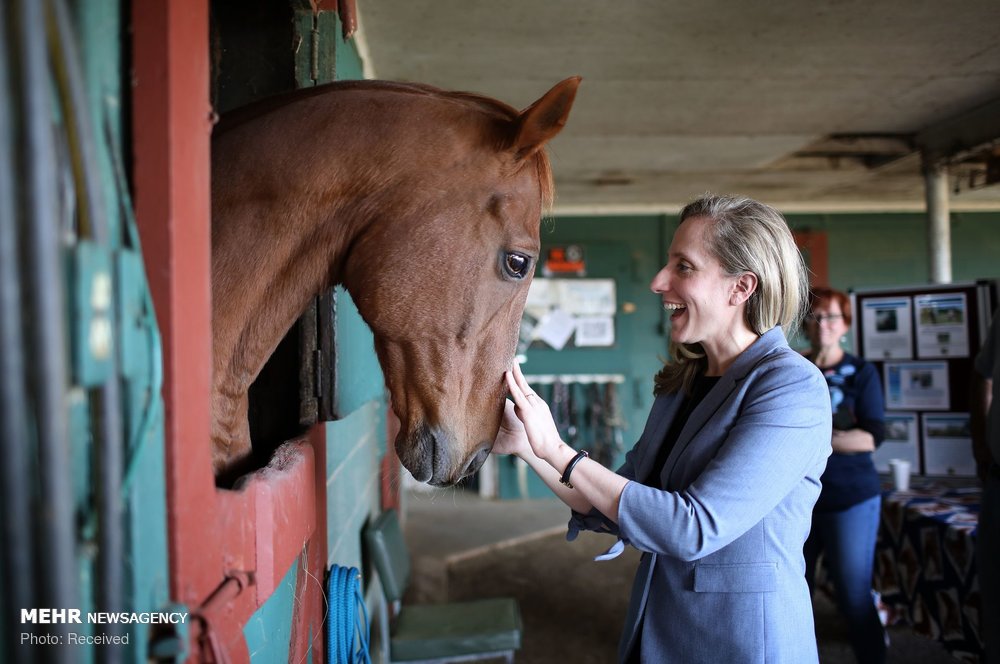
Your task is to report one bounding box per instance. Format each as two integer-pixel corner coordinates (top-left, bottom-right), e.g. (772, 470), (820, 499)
(521, 278), (618, 350)
(851, 280), (997, 477)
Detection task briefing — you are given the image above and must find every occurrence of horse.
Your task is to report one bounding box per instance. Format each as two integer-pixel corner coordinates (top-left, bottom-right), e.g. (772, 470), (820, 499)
(211, 77), (580, 485)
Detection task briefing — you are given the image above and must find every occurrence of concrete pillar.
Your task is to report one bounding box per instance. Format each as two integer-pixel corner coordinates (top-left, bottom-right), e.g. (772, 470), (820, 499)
(923, 161), (952, 284)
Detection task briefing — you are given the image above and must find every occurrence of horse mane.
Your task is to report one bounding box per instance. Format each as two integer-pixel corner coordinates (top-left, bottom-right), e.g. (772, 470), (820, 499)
(214, 80), (555, 209)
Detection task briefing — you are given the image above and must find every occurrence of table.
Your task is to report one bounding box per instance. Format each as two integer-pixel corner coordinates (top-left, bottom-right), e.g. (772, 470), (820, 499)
(875, 483), (983, 662)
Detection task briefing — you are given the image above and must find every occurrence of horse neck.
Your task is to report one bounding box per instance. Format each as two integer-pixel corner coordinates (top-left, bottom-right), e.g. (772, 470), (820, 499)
(212, 193), (358, 398)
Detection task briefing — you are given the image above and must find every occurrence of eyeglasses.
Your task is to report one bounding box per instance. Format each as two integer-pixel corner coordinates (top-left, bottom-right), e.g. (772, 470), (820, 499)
(806, 313), (844, 324)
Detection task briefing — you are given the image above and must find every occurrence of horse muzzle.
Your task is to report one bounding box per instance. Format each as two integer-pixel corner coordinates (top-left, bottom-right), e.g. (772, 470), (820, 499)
(398, 424), (491, 486)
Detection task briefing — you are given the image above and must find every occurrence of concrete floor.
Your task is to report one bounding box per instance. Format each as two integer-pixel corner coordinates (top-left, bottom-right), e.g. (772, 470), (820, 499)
(402, 487), (958, 664)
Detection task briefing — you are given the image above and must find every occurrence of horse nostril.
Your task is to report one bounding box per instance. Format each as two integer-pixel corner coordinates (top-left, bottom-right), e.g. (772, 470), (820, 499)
(413, 428), (489, 486)
(399, 424), (437, 483)
(460, 446), (491, 479)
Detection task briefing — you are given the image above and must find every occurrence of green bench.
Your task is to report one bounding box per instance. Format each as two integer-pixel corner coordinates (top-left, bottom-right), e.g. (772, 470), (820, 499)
(363, 509), (523, 663)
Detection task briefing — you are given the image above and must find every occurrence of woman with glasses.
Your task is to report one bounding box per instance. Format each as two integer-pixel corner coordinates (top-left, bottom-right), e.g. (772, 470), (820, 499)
(803, 287), (887, 664)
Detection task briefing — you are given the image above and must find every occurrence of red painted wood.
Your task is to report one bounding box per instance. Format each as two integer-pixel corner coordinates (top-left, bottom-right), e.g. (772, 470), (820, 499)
(382, 402), (402, 511)
(186, 436), (325, 662)
(133, 6), (331, 661)
(794, 230), (830, 287)
(248, 440), (317, 603)
(131, 0), (219, 608)
(290, 425), (329, 662)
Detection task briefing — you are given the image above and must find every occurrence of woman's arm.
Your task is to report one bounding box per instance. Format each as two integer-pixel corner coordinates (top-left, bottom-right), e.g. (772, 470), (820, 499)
(834, 360), (885, 453)
(831, 427), (876, 453)
(501, 365), (629, 519)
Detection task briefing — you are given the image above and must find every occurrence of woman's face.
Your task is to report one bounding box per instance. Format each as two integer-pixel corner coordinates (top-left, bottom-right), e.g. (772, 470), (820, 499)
(806, 298), (850, 350)
(650, 215), (743, 348)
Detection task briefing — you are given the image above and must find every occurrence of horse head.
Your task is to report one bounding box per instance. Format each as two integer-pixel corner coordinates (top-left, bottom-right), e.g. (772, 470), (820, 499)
(341, 78), (579, 485)
(211, 77), (578, 485)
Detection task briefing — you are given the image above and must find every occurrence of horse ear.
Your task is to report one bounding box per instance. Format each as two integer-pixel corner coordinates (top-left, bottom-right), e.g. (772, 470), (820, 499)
(510, 76), (581, 161)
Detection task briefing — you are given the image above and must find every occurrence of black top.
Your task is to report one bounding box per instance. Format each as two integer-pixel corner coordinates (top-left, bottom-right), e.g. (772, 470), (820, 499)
(810, 353), (886, 512)
(642, 374), (721, 489)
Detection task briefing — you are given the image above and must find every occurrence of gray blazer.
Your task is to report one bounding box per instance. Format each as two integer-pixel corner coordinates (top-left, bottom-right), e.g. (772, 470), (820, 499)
(571, 326), (832, 663)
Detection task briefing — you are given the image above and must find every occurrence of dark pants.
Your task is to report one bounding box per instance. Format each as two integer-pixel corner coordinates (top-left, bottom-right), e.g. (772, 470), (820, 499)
(805, 494), (887, 664)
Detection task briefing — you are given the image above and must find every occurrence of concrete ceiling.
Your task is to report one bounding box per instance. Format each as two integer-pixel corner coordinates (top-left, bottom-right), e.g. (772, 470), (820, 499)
(354, 1), (1000, 214)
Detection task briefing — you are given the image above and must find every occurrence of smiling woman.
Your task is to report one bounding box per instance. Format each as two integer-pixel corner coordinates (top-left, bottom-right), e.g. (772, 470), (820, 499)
(492, 194), (833, 663)
(652, 196), (809, 394)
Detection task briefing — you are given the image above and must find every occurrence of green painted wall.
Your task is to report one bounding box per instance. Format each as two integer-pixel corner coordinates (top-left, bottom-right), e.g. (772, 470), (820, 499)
(327, 402), (382, 567)
(785, 212), (1000, 290)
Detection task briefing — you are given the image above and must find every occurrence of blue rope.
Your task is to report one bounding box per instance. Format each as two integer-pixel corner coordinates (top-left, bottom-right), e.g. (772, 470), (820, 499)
(327, 565), (371, 664)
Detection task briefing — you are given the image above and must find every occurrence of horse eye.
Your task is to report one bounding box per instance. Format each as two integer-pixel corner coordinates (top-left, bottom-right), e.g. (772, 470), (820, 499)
(503, 252), (531, 280)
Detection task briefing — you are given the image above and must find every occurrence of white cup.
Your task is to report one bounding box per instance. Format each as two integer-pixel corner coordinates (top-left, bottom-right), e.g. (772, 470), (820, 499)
(888, 459), (911, 491)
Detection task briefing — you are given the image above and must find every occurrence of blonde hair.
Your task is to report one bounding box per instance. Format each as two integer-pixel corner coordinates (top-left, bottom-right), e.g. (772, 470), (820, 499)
(654, 194), (808, 395)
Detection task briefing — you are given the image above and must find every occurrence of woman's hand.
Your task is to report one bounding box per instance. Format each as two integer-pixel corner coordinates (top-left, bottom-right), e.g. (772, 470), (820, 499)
(505, 363), (563, 461)
(492, 400), (531, 457)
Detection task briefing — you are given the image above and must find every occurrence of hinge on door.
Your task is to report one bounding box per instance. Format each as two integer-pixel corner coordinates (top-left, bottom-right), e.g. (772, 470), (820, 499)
(317, 289), (337, 421)
(185, 572), (254, 664)
(146, 602), (192, 662)
(313, 349), (323, 399)
(310, 17), (320, 84)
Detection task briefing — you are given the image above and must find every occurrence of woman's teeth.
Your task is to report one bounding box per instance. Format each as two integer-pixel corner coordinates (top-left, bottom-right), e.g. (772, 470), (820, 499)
(663, 303), (686, 311)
